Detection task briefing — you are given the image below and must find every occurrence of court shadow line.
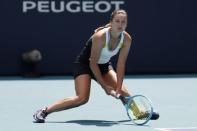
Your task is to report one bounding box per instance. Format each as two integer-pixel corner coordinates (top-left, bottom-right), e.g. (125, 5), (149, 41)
(45, 119), (149, 127)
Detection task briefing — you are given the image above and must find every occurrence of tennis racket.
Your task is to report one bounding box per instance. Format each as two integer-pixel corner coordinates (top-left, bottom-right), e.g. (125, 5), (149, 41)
(110, 91), (153, 125)
(120, 95), (153, 125)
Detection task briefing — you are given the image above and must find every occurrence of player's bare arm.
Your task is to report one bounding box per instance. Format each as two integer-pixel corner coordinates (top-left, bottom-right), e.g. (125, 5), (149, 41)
(116, 32), (132, 92)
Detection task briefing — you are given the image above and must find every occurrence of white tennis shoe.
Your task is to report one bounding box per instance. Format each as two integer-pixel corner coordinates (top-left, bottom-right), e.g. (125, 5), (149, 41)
(33, 107), (48, 123)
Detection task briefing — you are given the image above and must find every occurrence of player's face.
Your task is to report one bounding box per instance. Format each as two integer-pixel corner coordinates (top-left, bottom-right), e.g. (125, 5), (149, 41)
(111, 13), (127, 32)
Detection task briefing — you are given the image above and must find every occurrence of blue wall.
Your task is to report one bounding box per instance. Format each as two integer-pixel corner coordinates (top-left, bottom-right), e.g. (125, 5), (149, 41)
(0, 0), (197, 75)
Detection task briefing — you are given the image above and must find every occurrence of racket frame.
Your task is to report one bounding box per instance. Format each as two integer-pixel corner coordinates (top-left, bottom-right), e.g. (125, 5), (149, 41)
(120, 95), (153, 125)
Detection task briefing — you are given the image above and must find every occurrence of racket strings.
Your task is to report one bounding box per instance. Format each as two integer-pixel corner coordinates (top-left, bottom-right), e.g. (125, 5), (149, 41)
(129, 101), (150, 120)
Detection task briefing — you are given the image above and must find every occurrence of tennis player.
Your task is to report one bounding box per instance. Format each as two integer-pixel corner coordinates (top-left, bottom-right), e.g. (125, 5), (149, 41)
(33, 9), (159, 123)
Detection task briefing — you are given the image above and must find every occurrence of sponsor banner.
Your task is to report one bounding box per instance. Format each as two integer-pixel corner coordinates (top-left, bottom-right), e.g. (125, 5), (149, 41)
(22, 0), (125, 13)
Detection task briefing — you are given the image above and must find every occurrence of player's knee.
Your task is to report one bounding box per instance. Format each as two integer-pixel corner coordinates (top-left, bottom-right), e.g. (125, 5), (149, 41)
(76, 96), (89, 105)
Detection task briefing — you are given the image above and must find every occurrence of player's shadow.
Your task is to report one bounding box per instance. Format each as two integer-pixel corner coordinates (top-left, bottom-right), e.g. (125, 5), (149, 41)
(45, 119), (149, 127)
(66, 119), (130, 126)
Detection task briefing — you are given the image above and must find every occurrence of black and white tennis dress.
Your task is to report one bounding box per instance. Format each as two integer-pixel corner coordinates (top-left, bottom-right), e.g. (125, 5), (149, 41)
(73, 27), (125, 79)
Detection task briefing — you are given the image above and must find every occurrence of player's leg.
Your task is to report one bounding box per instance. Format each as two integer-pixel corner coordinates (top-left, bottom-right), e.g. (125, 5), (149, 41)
(33, 74), (91, 122)
(46, 74), (91, 113)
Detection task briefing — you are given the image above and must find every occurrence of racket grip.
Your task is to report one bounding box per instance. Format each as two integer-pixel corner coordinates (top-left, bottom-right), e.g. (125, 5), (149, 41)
(119, 96), (127, 105)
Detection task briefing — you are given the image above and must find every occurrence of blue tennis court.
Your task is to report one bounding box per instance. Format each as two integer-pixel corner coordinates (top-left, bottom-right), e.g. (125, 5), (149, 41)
(0, 75), (196, 131)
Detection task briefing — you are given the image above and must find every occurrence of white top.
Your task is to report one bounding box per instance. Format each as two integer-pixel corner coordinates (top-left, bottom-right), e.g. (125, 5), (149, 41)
(97, 28), (124, 64)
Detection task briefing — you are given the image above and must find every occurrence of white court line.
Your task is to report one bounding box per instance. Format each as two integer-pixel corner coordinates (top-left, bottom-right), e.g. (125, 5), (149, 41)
(155, 127), (197, 131)
(155, 128), (170, 131)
